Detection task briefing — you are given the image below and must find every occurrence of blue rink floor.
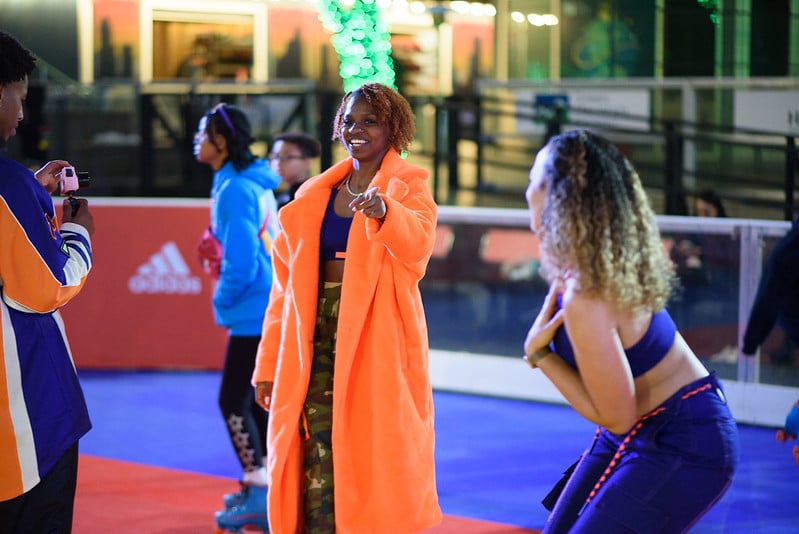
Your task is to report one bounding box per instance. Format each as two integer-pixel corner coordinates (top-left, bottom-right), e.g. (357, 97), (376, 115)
(78, 370), (798, 533)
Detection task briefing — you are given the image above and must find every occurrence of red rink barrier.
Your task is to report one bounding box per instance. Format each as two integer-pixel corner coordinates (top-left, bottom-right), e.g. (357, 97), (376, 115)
(61, 198), (228, 370)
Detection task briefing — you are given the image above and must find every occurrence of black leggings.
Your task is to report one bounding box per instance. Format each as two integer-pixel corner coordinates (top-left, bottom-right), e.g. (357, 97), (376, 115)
(218, 335), (268, 473)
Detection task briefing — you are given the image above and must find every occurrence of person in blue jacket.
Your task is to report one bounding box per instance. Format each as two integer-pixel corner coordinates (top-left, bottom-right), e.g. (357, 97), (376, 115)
(194, 102), (280, 532)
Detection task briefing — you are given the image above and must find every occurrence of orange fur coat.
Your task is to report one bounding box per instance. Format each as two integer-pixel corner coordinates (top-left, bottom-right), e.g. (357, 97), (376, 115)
(253, 149), (442, 533)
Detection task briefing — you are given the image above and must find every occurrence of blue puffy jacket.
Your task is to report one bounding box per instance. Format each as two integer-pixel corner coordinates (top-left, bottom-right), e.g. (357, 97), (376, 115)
(210, 159), (280, 335)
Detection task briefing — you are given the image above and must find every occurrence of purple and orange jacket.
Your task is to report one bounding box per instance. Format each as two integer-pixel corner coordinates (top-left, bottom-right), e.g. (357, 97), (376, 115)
(0, 156), (92, 501)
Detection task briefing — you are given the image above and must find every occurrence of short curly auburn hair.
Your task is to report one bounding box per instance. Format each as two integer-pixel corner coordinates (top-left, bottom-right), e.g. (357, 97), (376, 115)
(331, 83), (416, 153)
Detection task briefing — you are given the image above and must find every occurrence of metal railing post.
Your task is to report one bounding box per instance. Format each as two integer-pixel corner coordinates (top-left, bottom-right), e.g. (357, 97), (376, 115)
(738, 224), (762, 384)
(784, 136), (797, 221)
(446, 96), (459, 192)
(138, 92), (154, 196)
(664, 122), (687, 215)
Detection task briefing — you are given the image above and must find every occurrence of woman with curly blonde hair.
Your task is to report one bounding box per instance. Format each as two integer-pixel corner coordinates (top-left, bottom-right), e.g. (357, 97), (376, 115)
(524, 130), (739, 533)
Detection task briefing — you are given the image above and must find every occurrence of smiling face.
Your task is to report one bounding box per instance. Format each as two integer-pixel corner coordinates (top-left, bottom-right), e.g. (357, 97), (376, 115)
(526, 145), (551, 237)
(339, 93), (390, 164)
(0, 77), (28, 145)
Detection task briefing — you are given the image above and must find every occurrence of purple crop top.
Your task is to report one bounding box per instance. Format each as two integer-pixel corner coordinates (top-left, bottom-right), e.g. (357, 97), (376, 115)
(550, 296), (677, 377)
(320, 188), (353, 261)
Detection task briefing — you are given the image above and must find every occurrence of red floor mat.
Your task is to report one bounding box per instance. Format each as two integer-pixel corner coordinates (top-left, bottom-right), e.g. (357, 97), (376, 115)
(74, 455), (538, 533)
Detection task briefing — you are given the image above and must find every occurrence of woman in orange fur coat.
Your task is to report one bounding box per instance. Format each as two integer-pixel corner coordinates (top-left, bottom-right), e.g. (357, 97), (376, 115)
(252, 83), (441, 533)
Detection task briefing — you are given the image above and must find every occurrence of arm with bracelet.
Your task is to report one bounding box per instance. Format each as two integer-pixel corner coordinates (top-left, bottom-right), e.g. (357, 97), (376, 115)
(523, 280), (638, 431)
(524, 345), (553, 368)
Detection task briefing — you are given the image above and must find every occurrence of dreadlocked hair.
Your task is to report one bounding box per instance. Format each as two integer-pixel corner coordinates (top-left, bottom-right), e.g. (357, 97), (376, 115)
(538, 129), (677, 311)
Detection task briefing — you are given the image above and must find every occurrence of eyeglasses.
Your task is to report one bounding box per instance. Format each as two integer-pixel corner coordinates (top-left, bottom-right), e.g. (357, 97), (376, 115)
(267, 154), (306, 163)
(211, 103), (236, 139)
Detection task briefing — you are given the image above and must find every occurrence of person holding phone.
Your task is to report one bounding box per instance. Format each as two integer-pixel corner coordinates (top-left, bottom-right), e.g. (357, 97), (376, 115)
(0, 31), (95, 532)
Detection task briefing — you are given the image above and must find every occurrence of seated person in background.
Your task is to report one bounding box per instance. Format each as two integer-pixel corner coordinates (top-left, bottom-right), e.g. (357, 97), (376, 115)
(694, 188), (728, 218)
(670, 188), (729, 280)
(668, 188), (739, 362)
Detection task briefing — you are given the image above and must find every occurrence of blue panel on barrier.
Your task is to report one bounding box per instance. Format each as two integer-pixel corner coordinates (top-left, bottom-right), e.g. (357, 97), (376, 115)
(534, 93), (569, 108)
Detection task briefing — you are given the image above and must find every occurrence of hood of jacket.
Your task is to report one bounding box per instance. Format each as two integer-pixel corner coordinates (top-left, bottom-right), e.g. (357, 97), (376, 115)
(212, 159), (280, 196)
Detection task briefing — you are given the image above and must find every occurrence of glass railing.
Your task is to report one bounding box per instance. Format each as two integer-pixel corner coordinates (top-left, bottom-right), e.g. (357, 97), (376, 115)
(424, 207), (797, 425)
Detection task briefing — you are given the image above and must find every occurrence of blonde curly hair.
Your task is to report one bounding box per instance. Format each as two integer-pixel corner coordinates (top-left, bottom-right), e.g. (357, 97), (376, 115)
(537, 130), (676, 311)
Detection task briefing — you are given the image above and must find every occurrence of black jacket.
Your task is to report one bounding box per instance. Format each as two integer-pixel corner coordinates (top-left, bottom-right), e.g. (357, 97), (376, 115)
(742, 218), (799, 354)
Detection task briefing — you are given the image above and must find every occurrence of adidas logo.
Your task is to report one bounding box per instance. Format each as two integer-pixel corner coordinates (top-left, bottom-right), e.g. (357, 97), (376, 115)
(128, 241), (202, 295)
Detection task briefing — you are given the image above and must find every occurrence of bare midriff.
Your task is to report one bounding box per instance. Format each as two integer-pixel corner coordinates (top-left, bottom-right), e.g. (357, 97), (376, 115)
(322, 259), (346, 283)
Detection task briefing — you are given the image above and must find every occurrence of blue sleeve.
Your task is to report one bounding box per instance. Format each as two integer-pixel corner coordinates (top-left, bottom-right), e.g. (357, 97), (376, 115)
(213, 183), (264, 309)
(0, 158), (92, 313)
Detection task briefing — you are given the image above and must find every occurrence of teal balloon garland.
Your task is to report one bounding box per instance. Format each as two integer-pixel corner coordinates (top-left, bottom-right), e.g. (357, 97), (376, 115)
(696, 0), (719, 24)
(315, 0), (397, 92)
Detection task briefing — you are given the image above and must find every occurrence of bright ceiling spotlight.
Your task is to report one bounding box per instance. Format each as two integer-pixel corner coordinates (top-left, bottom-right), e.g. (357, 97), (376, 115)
(450, 1), (470, 15)
(469, 2), (486, 17)
(527, 12), (558, 26)
(542, 14), (559, 25)
(409, 1), (427, 15)
(527, 13), (545, 26)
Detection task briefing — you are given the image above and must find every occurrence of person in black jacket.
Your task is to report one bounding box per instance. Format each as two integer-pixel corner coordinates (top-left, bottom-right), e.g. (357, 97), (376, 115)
(742, 217), (799, 363)
(268, 132), (321, 210)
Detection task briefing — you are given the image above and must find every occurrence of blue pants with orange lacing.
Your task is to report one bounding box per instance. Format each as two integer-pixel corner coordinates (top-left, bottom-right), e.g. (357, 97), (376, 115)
(543, 373), (739, 534)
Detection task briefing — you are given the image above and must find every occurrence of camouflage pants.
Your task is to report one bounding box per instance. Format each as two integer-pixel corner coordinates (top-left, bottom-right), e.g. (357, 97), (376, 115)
(300, 282), (340, 533)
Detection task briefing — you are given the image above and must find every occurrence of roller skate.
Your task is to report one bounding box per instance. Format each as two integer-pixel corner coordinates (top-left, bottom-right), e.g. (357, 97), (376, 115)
(775, 401), (799, 466)
(221, 481), (247, 510)
(214, 484), (269, 533)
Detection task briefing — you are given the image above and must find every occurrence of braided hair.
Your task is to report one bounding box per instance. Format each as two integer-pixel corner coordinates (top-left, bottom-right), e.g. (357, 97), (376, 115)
(202, 103), (256, 172)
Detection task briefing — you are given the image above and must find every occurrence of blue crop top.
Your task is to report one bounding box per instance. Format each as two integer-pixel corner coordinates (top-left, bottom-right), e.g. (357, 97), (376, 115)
(320, 188), (353, 261)
(550, 298), (677, 377)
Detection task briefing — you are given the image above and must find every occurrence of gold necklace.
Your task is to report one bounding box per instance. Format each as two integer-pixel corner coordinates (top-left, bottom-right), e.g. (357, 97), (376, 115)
(344, 174), (361, 196)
